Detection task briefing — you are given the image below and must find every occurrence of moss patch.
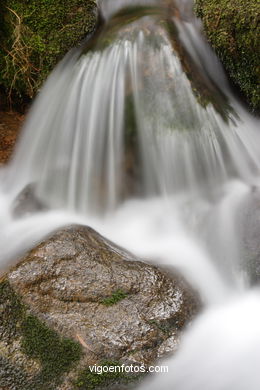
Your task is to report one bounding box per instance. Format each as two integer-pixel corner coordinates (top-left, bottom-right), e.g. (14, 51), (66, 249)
(0, 280), (83, 390)
(195, 0), (260, 111)
(0, 0), (97, 105)
(21, 315), (82, 385)
(0, 279), (26, 340)
(100, 289), (128, 306)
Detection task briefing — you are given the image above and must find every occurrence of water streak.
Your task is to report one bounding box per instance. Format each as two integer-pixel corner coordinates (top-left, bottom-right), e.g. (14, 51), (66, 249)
(0, 0), (260, 388)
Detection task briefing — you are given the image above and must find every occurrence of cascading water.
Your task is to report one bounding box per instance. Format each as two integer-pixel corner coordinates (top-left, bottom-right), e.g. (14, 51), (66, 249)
(0, 0), (260, 388)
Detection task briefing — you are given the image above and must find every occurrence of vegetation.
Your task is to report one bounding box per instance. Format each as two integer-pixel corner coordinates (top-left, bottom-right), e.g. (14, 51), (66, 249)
(100, 289), (128, 306)
(0, 281), (138, 389)
(0, 279), (26, 339)
(21, 315), (82, 385)
(0, 280), (83, 389)
(0, 0), (97, 105)
(195, 0), (260, 111)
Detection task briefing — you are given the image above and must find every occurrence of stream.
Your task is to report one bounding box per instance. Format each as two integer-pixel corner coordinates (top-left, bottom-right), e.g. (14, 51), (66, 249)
(1, 0), (260, 389)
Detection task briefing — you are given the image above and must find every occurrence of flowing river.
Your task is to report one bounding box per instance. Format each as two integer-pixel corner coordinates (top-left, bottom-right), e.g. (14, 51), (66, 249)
(0, 0), (260, 389)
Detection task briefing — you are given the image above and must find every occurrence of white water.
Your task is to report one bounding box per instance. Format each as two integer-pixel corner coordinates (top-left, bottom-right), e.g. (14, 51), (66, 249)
(139, 291), (260, 390)
(1, 0), (260, 388)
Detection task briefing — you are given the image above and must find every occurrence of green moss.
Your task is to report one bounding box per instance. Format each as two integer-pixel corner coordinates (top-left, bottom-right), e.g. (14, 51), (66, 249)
(100, 289), (128, 306)
(0, 279), (26, 339)
(195, 0), (260, 111)
(21, 315), (82, 384)
(165, 17), (233, 120)
(74, 360), (136, 390)
(0, 280), (83, 389)
(0, 0), (97, 103)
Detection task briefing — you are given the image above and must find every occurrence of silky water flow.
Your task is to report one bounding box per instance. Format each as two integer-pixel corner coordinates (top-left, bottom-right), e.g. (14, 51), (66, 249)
(0, 1), (260, 389)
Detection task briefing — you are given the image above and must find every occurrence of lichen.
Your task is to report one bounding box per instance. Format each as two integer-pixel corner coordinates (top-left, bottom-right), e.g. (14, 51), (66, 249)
(195, 0), (260, 112)
(0, 356), (32, 390)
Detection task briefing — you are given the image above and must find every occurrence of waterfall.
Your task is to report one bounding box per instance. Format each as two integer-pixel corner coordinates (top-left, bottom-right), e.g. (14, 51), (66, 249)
(0, 0), (260, 388)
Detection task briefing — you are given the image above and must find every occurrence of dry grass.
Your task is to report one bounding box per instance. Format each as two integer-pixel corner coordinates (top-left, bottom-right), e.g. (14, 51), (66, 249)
(3, 7), (40, 101)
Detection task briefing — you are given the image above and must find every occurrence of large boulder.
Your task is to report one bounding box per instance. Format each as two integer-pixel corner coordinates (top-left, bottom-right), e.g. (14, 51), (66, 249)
(0, 225), (200, 390)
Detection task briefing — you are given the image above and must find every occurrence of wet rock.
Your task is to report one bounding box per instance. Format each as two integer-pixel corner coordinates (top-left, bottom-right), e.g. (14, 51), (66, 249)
(12, 184), (46, 218)
(241, 188), (260, 284)
(1, 225), (200, 389)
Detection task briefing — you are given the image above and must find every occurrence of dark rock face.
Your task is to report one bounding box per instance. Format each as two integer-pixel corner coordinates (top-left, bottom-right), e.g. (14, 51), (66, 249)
(12, 184), (46, 217)
(1, 225), (200, 389)
(241, 188), (260, 284)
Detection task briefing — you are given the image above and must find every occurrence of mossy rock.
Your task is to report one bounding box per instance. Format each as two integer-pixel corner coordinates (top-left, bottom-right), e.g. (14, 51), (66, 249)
(0, 280), (83, 390)
(0, 225), (201, 389)
(195, 0), (260, 112)
(0, 279), (136, 390)
(0, 0), (97, 105)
